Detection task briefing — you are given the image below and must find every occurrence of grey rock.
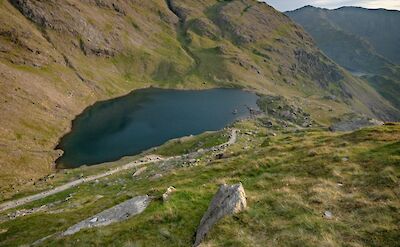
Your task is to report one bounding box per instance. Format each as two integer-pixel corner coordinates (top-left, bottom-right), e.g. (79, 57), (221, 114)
(330, 115), (384, 132)
(323, 210), (333, 219)
(89, 217), (98, 223)
(162, 186), (177, 202)
(193, 183), (246, 246)
(132, 166), (147, 177)
(149, 174), (163, 181)
(62, 195), (150, 236)
(159, 228), (171, 239)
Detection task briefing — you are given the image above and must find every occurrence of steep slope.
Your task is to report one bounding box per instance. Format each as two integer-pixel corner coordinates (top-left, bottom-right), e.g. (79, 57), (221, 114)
(328, 7), (400, 64)
(287, 6), (400, 64)
(286, 6), (400, 109)
(0, 0), (398, 194)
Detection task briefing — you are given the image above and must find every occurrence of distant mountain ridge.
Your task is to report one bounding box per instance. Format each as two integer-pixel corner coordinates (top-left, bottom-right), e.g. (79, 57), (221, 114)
(286, 5), (400, 109)
(287, 6), (400, 68)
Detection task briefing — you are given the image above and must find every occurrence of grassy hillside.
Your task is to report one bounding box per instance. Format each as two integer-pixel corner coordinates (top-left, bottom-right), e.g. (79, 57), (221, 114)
(0, 0), (399, 195)
(366, 74), (400, 110)
(0, 119), (398, 246)
(286, 6), (400, 111)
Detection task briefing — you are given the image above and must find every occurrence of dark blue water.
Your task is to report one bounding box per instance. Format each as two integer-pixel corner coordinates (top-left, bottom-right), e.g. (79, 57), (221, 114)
(56, 88), (259, 168)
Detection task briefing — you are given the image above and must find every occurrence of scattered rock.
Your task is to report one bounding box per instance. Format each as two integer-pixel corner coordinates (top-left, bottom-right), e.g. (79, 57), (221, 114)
(244, 131), (254, 136)
(94, 195), (103, 200)
(308, 150), (318, 157)
(149, 174), (163, 181)
(265, 120), (273, 128)
(342, 157), (349, 162)
(89, 217), (98, 223)
(6, 205), (48, 220)
(162, 186), (177, 202)
(0, 228), (8, 234)
(194, 183), (247, 246)
(132, 167), (147, 177)
(159, 228), (172, 239)
(323, 210), (333, 219)
(215, 153), (224, 159)
(329, 114), (384, 132)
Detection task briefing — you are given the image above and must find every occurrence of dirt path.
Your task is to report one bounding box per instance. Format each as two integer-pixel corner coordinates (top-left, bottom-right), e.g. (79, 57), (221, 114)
(0, 155), (164, 212)
(0, 129), (238, 212)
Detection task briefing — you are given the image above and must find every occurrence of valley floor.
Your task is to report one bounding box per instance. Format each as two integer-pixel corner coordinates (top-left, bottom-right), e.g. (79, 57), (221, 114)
(0, 120), (399, 246)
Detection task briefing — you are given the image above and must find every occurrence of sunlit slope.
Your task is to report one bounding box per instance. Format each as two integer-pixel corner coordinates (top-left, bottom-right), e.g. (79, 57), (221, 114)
(0, 0), (398, 193)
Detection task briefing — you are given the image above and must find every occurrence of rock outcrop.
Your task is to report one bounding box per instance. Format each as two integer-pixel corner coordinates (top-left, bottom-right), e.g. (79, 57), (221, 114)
(329, 114), (384, 131)
(62, 195), (150, 236)
(257, 95), (313, 127)
(194, 183), (247, 247)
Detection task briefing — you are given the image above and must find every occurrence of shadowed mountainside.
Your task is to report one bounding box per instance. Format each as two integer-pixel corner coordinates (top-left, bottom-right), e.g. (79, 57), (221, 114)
(286, 6), (400, 110)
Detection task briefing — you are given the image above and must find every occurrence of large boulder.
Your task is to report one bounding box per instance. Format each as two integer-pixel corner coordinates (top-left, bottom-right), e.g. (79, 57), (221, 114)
(194, 183), (247, 247)
(62, 195), (150, 236)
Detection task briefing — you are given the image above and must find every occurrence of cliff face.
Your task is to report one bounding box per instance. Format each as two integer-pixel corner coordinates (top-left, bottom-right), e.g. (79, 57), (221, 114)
(0, 0), (398, 193)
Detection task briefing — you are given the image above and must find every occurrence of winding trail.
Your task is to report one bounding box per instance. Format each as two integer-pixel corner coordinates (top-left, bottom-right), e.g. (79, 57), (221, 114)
(0, 155), (164, 212)
(0, 129), (238, 213)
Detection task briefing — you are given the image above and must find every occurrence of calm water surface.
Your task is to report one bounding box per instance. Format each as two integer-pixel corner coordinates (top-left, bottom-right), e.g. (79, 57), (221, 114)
(57, 88), (259, 168)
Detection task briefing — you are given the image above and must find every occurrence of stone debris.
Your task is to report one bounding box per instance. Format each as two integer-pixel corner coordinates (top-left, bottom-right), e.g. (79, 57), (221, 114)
(2, 204), (50, 222)
(193, 183), (247, 247)
(323, 210), (333, 219)
(89, 217), (98, 223)
(329, 115), (384, 132)
(162, 186), (177, 202)
(62, 195), (150, 236)
(149, 174), (163, 181)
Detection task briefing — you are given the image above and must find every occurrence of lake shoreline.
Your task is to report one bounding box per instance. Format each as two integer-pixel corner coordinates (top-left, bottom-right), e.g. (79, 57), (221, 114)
(55, 87), (259, 169)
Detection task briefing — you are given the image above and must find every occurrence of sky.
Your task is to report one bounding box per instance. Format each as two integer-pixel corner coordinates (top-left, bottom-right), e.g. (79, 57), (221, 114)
(263, 0), (400, 12)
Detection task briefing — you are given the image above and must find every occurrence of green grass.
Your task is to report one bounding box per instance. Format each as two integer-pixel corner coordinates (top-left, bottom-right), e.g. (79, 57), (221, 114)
(366, 75), (400, 110)
(154, 130), (228, 156)
(0, 121), (398, 246)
